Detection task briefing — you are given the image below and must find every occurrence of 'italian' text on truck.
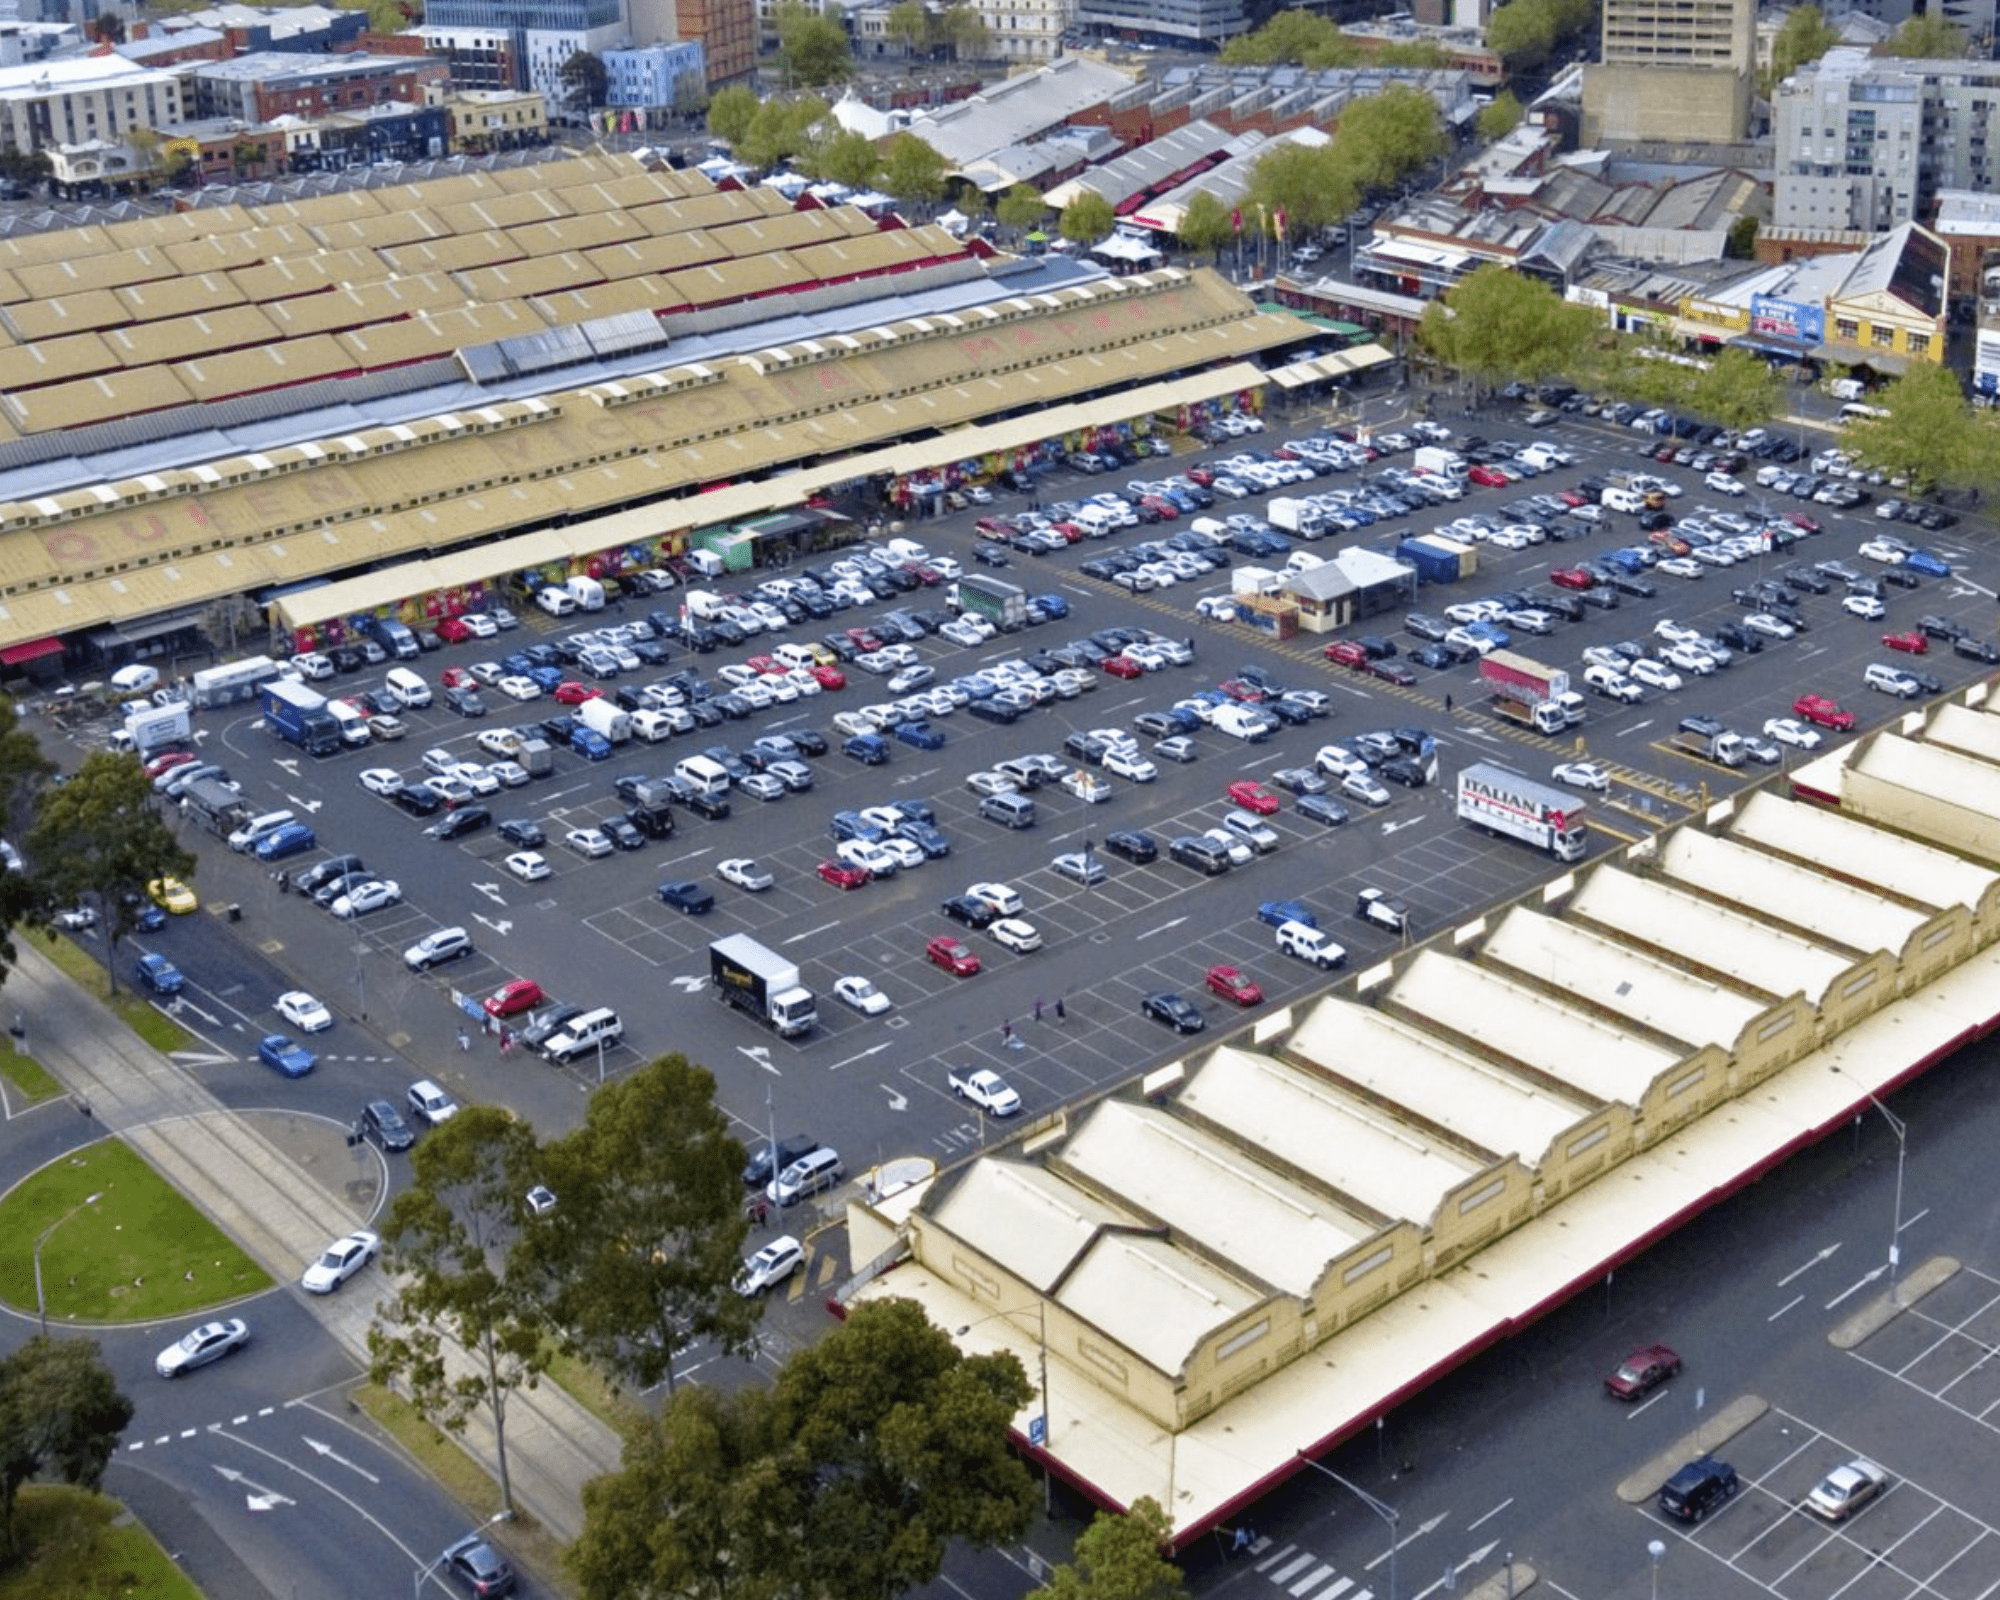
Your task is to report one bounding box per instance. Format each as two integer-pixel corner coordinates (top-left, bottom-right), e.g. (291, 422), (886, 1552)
(709, 934), (818, 1037)
(1457, 761), (1589, 861)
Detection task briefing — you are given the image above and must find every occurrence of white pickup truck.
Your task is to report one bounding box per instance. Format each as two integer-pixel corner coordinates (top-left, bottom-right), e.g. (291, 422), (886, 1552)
(948, 1068), (1022, 1117)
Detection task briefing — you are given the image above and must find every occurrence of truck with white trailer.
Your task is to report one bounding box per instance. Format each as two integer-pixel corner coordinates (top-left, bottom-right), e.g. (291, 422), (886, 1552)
(1479, 650), (1570, 735)
(709, 934), (817, 1037)
(1456, 762), (1589, 862)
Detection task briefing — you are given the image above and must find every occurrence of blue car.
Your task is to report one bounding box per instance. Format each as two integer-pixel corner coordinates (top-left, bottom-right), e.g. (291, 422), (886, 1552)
(894, 722), (945, 751)
(255, 823), (317, 862)
(135, 952), (184, 995)
(1257, 899), (1318, 929)
(1032, 593), (1071, 619)
(842, 734), (889, 765)
(571, 728), (613, 761)
(257, 1033), (316, 1078)
(657, 880), (715, 914)
(829, 810), (887, 843)
(1905, 548), (1952, 578)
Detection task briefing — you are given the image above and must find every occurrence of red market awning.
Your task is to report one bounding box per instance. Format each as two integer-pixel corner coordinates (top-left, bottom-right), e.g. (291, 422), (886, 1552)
(0, 637), (63, 666)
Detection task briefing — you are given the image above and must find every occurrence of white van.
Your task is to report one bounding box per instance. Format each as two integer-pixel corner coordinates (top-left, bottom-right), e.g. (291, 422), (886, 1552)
(324, 700), (373, 747)
(883, 537), (929, 563)
(536, 586), (577, 617)
(566, 575), (605, 612)
(774, 643), (819, 672)
(384, 667), (432, 709)
(685, 549), (726, 579)
(542, 1007), (623, 1063)
(228, 809), (296, 853)
(674, 754), (732, 799)
(630, 709), (677, 743)
(768, 1146), (844, 1207)
(1211, 704), (1272, 742)
(1601, 487), (1645, 515)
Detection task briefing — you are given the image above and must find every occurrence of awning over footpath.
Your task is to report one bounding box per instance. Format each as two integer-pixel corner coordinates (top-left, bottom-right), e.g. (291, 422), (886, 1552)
(0, 636), (62, 666)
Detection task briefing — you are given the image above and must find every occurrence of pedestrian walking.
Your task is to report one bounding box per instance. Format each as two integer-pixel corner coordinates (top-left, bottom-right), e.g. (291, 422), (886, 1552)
(457, 1027), (470, 1053)
(1034, 997), (1044, 1023)
(1445, 693), (1454, 712)
(1054, 996), (1066, 1021)
(1002, 1018), (1013, 1044)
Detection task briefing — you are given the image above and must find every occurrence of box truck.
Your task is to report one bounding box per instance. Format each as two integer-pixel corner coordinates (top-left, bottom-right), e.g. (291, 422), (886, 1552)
(261, 679), (340, 756)
(709, 934), (817, 1037)
(1457, 762), (1588, 862)
(577, 697), (632, 744)
(1479, 650), (1570, 735)
(949, 575), (1027, 632)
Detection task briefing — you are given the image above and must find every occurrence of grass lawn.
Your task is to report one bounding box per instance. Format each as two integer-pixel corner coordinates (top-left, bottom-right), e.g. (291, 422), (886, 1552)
(0, 1485), (204, 1600)
(27, 929), (193, 1056)
(0, 1139), (270, 1324)
(0, 1037), (59, 1106)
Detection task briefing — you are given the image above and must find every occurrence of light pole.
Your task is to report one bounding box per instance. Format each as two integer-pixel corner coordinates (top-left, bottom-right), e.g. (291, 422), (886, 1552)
(1295, 1453), (1400, 1600)
(956, 1304), (1053, 1514)
(35, 1191), (104, 1336)
(1834, 1067), (1908, 1303)
(1648, 1538), (1665, 1600)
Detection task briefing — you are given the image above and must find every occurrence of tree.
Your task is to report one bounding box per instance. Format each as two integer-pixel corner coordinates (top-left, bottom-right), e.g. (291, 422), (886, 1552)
(739, 95), (829, 170)
(707, 83), (760, 148)
(1725, 215), (1759, 259)
(810, 127), (882, 188)
(1419, 265), (1599, 395)
(515, 1055), (754, 1396)
(367, 1106), (548, 1516)
(1247, 142), (1357, 238)
(25, 752), (189, 994)
(1221, 11), (1356, 67)
(1765, 4), (1839, 87)
(881, 133), (948, 206)
(777, 2), (853, 88)
(886, 0), (929, 53)
(1178, 190), (1234, 262)
(1045, 1499), (1186, 1600)
(939, 4), (992, 60)
(1059, 192), (1115, 247)
(1485, 0), (1556, 67)
(573, 1298), (1037, 1600)
(0, 1337), (133, 1558)
(1689, 347), (1783, 434)
(335, 0), (405, 32)
(1375, 38), (1449, 67)
(1335, 83), (1447, 195)
(560, 50), (609, 111)
(1844, 362), (1984, 493)
(1476, 90), (1524, 143)
(996, 183), (1046, 234)
(1884, 13), (1966, 57)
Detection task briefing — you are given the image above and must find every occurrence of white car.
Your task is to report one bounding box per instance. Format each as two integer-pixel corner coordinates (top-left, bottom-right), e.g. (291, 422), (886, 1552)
(1663, 643), (1717, 675)
(565, 827), (614, 859)
(1705, 472), (1745, 496)
(734, 1235), (805, 1296)
(1103, 749), (1157, 782)
(359, 767), (403, 797)
(990, 917), (1043, 953)
(449, 763), (502, 797)
(837, 839), (898, 878)
(1743, 612), (1797, 640)
(275, 990), (333, 1033)
(1629, 659), (1684, 692)
(156, 1318), (250, 1377)
(966, 881), (1024, 915)
(948, 1066), (1023, 1116)
(1062, 769), (1112, 804)
(407, 1079), (459, 1124)
(332, 878), (401, 918)
(1656, 558), (1705, 580)
(1858, 538), (1908, 564)
(878, 837), (924, 871)
(834, 975), (892, 1015)
(476, 728), (521, 758)
(301, 1230), (380, 1295)
(1654, 618), (1701, 645)
(1763, 717), (1824, 750)
(460, 613), (499, 638)
(505, 850), (551, 882)
(497, 675), (541, 701)
(719, 858), (775, 891)
(1842, 593), (1887, 619)
(1551, 761), (1610, 792)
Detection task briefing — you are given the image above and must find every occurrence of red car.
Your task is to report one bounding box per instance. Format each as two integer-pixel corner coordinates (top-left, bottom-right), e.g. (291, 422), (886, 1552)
(926, 936), (981, 977)
(552, 680), (601, 705)
(811, 664), (847, 690)
(1467, 465), (1509, 488)
(440, 666), (477, 689)
(1648, 529), (1691, 556)
(1219, 678), (1267, 702)
(483, 978), (545, 1018)
(1605, 1344), (1681, 1401)
(1558, 487), (1590, 507)
(746, 654), (783, 675)
(145, 748), (198, 779)
(1101, 656), (1144, 679)
(1186, 466), (1217, 487)
(1139, 495), (1180, 520)
(1226, 780), (1280, 815)
(1206, 965), (1265, 1007)
(975, 516), (1013, 536)
(1323, 641), (1369, 669)
(436, 616), (474, 644)
(1882, 630), (1928, 654)
(846, 628), (882, 653)
(1786, 511), (1822, 533)
(1549, 567), (1596, 590)
(816, 859), (870, 890)
(1793, 693), (1856, 732)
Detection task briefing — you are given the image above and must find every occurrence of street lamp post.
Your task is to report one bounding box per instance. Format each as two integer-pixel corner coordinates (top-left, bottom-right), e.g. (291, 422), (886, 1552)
(1834, 1067), (1908, 1304)
(1648, 1538), (1666, 1600)
(1295, 1453), (1400, 1600)
(36, 1191), (104, 1336)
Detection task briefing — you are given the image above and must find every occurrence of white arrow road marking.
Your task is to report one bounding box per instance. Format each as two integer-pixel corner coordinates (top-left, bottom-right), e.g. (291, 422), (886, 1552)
(169, 997), (222, 1027)
(670, 975), (707, 994)
(1779, 1242), (1841, 1286)
(1382, 817), (1423, 835)
(273, 758), (300, 776)
(738, 1045), (778, 1076)
(472, 882), (506, 904)
(829, 1042), (890, 1071)
(882, 1084), (908, 1110)
(472, 914), (513, 937)
(1138, 916), (1188, 940)
(213, 1465), (295, 1511)
(302, 1436), (379, 1484)
(170, 1050), (236, 1069)
(1365, 1514), (1446, 1569)
(284, 795), (325, 815)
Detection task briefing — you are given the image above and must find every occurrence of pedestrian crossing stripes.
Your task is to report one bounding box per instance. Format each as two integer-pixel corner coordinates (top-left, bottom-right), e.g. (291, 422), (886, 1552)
(1256, 1543), (1371, 1600)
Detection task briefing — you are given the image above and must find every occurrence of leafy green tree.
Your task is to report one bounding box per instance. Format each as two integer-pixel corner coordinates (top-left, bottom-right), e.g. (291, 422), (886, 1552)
(1336, 83), (1446, 194)
(996, 183), (1046, 233)
(1476, 90), (1524, 143)
(1884, 13), (1966, 56)
(1485, 0), (1556, 67)
(740, 95), (829, 170)
(886, 0), (929, 52)
(1046, 1498), (1186, 1600)
(1419, 265), (1599, 395)
(1725, 215), (1759, 259)
(0, 696), (51, 973)
(368, 1107), (548, 1516)
(811, 127), (883, 188)
(560, 50), (609, 111)
(1247, 141), (1358, 237)
(940, 4), (991, 60)
(1765, 4), (1839, 87)
(1059, 191), (1116, 247)
(707, 83), (761, 147)
(0, 1337), (133, 1558)
(514, 1055), (754, 1396)
(1689, 347), (1782, 434)
(881, 132), (949, 205)
(1221, 11), (1357, 67)
(777, 2), (853, 88)
(1374, 38), (1449, 67)
(26, 752), (189, 994)
(1843, 362), (1982, 493)
(1178, 190), (1234, 262)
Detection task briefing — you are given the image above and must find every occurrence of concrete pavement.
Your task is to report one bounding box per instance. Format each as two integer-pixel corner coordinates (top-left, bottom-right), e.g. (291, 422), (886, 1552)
(9, 936), (621, 1544)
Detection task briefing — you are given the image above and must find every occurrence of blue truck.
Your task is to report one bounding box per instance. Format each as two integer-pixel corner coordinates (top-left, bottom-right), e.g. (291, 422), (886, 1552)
(262, 679), (340, 757)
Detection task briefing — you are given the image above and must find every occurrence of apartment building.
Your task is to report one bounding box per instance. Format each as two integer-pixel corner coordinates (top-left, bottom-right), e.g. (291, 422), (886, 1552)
(1582, 0), (1756, 143)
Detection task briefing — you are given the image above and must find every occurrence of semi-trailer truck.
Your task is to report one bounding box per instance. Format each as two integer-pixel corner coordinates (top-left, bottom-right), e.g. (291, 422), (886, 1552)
(1479, 650), (1570, 735)
(1457, 762), (1589, 862)
(949, 575), (1027, 632)
(261, 679), (340, 756)
(709, 934), (817, 1037)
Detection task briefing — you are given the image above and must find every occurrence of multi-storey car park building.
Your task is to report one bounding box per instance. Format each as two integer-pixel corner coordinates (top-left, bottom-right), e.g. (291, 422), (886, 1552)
(850, 696), (2000, 1547)
(1582, 0), (1757, 143)
(0, 150), (1307, 675)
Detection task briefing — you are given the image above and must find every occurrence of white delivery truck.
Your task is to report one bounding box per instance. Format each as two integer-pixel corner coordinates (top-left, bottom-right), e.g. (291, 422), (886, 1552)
(1456, 762), (1588, 862)
(577, 697), (632, 744)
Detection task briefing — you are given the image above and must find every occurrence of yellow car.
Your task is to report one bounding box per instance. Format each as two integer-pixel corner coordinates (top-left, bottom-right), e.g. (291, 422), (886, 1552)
(149, 877), (198, 915)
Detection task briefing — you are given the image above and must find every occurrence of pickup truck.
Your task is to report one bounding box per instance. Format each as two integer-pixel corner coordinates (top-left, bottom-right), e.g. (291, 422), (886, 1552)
(947, 1067), (1022, 1116)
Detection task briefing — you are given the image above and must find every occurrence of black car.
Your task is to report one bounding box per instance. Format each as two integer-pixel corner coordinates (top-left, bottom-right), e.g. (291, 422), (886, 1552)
(1142, 992), (1207, 1034)
(1607, 574), (1658, 599)
(1780, 565), (1831, 594)
(657, 880), (715, 914)
(497, 817), (545, 847)
(682, 791), (730, 821)
(1711, 623), (1762, 655)
(602, 817), (646, 851)
(1953, 636), (2000, 663)
(295, 854), (366, 897)
(1168, 836), (1231, 876)
(743, 1134), (819, 1188)
(1881, 566), (1922, 590)
(361, 1099), (415, 1152)
(1102, 829), (1158, 864)
(1378, 755), (1430, 788)
(1658, 1458), (1739, 1524)
(789, 727), (829, 757)
(431, 806), (492, 842)
(1918, 614), (1970, 641)
(941, 894), (999, 929)
(392, 784), (444, 817)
